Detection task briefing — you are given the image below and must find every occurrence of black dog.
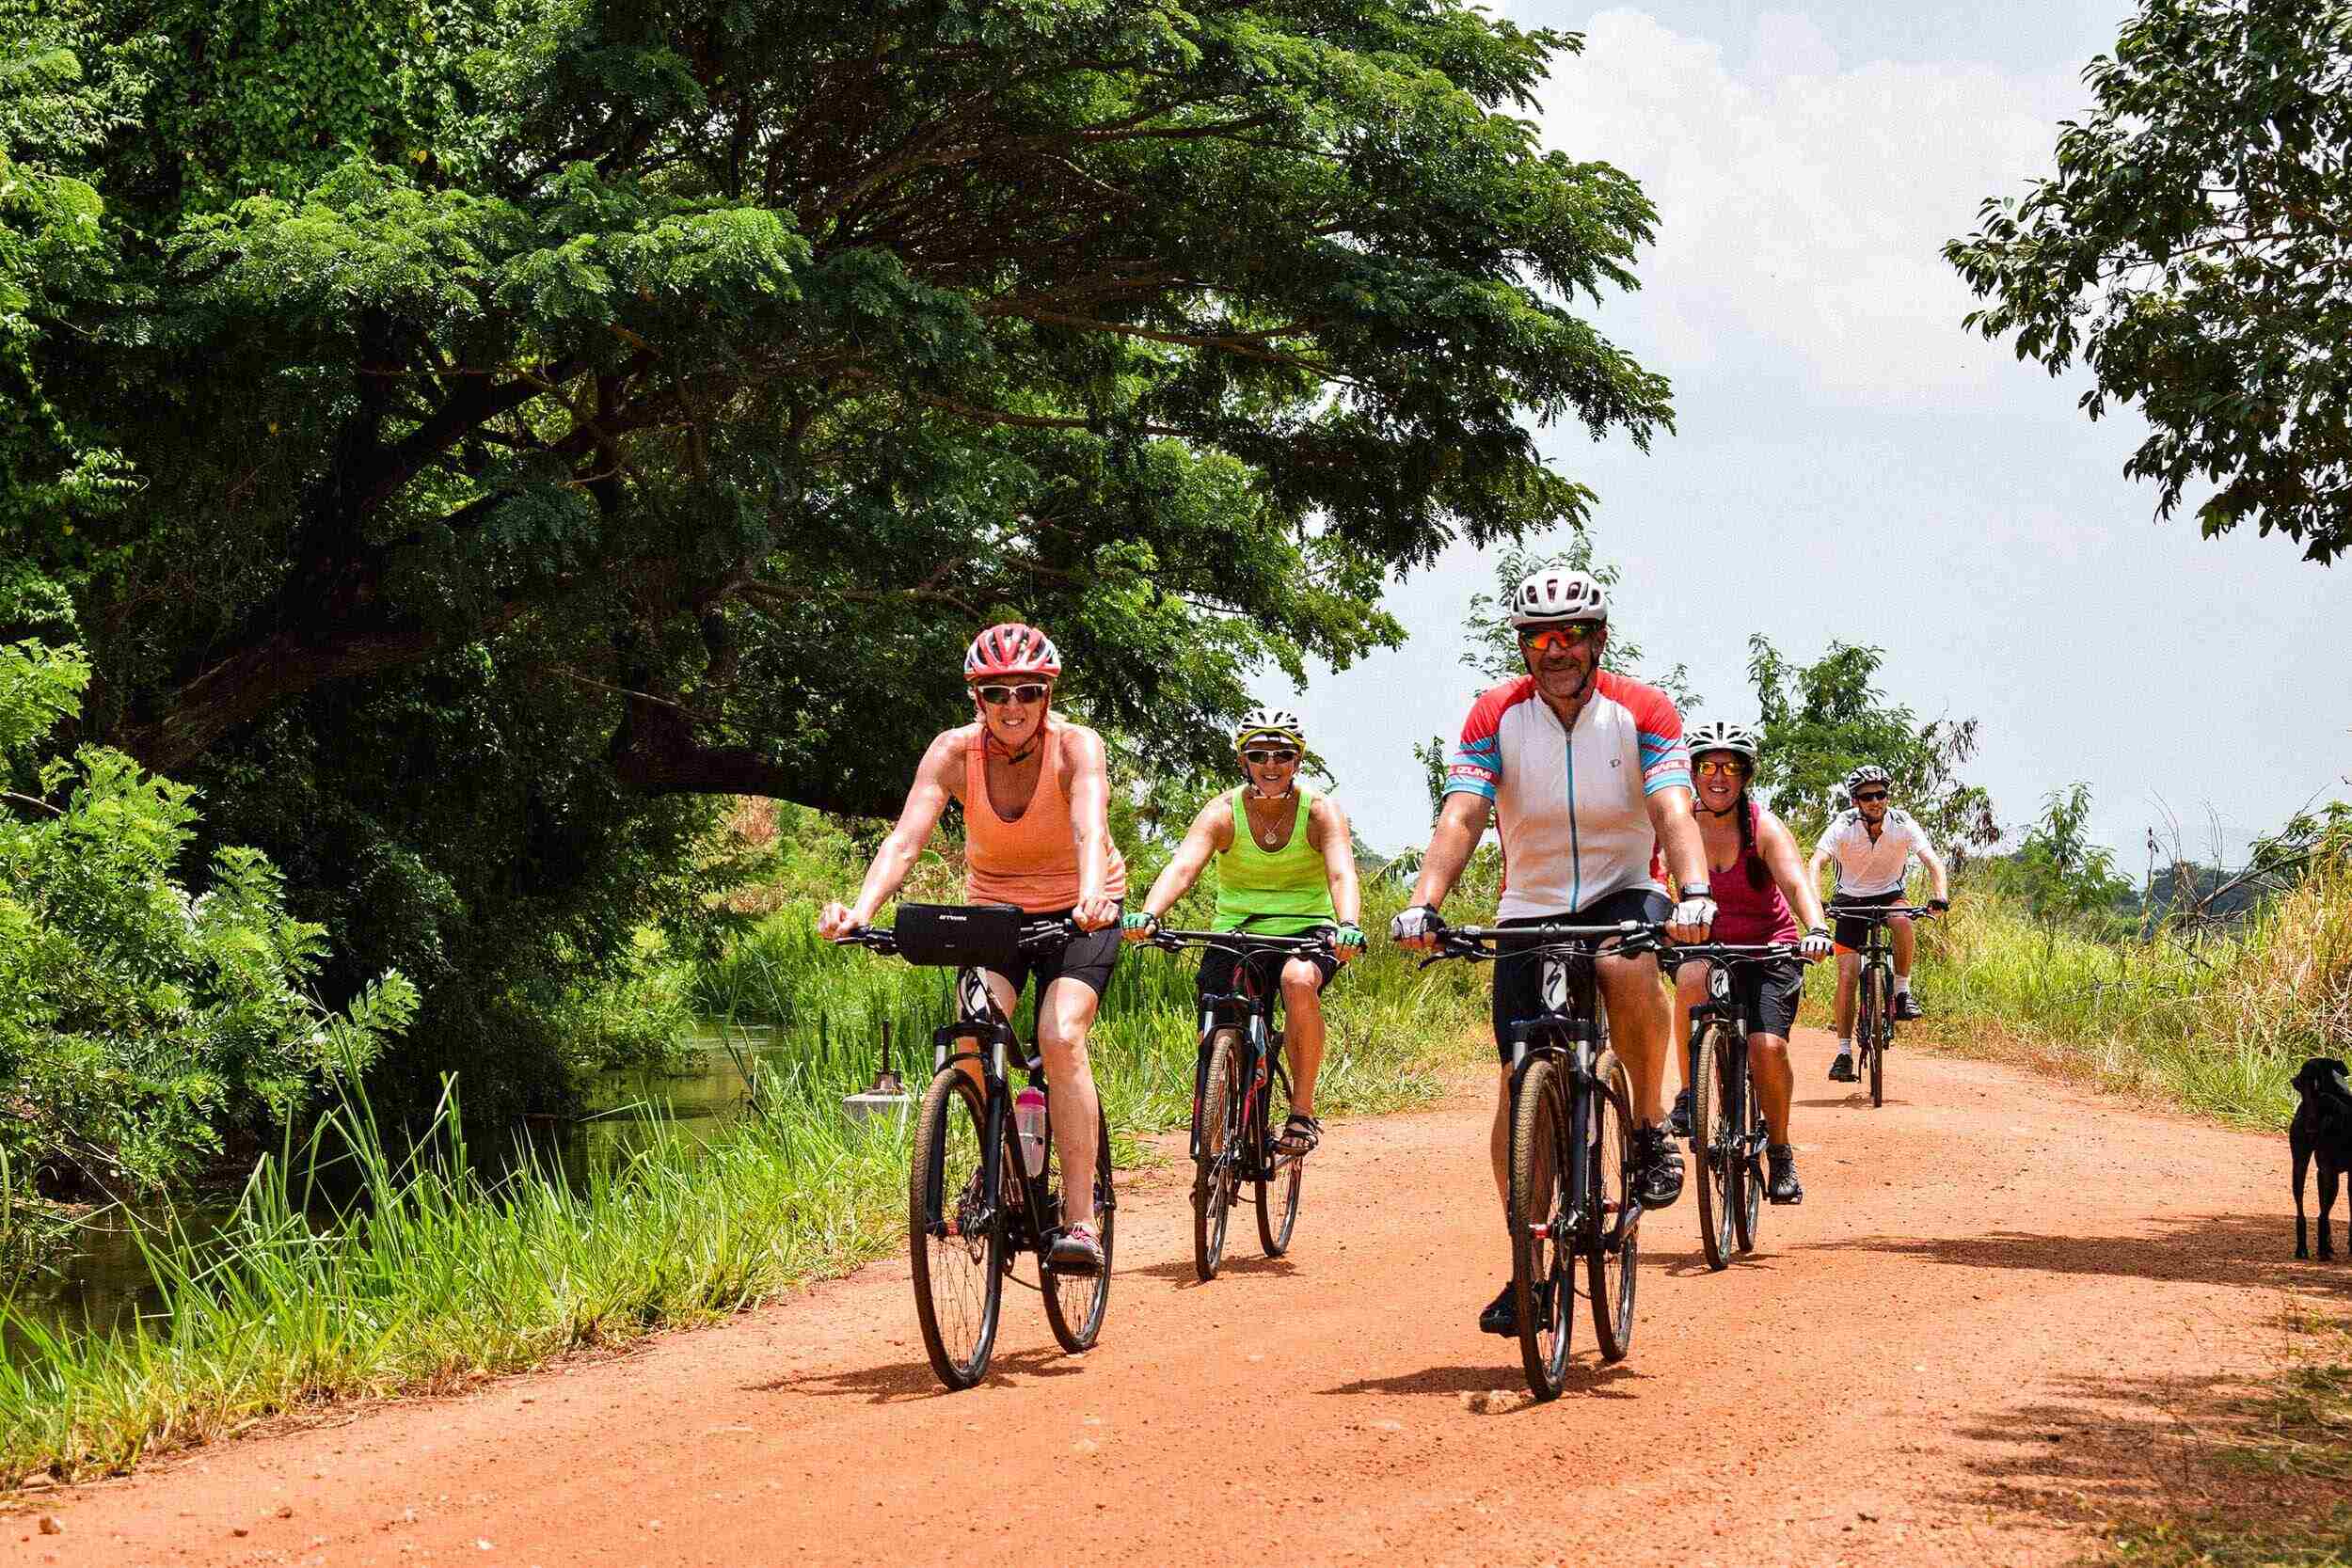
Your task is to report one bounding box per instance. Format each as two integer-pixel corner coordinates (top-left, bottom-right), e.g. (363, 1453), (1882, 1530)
(2292, 1056), (2352, 1259)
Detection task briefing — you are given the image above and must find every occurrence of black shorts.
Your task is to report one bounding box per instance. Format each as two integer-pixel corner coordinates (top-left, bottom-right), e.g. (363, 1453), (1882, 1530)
(1677, 954), (1804, 1040)
(1197, 935), (1340, 1008)
(983, 908), (1123, 1000)
(1830, 889), (1906, 950)
(1489, 888), (1671, 1064)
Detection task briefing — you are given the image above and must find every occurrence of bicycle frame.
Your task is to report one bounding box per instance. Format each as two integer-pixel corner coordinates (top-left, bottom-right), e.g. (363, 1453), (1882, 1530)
(1156, 932), (1324, 1173)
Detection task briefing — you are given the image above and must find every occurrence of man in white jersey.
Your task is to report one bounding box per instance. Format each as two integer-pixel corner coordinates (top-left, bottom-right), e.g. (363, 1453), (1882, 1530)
(1807, 764), (1950, 1082)
(1391, 565), (1713, 1338)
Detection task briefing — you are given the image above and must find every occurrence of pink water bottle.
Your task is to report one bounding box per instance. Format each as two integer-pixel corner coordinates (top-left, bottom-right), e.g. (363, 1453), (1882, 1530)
(1014, 1086), (1048, 1177)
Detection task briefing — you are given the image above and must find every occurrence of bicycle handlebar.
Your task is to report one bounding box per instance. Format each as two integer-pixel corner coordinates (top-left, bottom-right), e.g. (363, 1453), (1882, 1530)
(1148, 927), (1338, 958)
(833, 916), (1084, 959)
(1417, 920), (1670, 967)
(1825, 903), (1944, 925)
(1663, 941), (1804, 966)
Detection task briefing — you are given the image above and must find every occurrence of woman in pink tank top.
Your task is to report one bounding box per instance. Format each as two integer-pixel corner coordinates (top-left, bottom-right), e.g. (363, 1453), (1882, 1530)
(1671, 721), (1833, 1207)
(818, 624), (1124, 1274)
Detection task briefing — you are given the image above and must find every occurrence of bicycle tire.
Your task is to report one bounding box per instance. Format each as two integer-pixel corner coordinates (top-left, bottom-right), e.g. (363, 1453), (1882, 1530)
(1255, 1057), (1303, 1258)
(1193, 1028), (1244, 1281)
(1508, 1054), (1574, 1400)
(1691, 1022), (1733, 1272)
(1040, 1097), (1115, 1352)
(1732, 1042), (1765, 1253)
(1863, 962), (1886, 1108)
(908, 1068), (1005, 1390)
(1587, 1049), (1639, 1362)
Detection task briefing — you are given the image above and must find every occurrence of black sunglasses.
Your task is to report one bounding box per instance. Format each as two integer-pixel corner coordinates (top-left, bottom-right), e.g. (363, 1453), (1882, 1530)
(1241, 748), (1300, 766)
(975, 683), (1049, 706)
(1853, 790), (1889, 803)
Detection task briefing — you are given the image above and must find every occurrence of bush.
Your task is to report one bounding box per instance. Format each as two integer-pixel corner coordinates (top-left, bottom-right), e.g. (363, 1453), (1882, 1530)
(0, 641), (416, 1200)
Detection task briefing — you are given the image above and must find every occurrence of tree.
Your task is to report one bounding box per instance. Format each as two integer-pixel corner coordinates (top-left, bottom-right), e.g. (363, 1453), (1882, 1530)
(1946, 0), (2352, 563)
(1745, 636), (2000, 859)
(1456, 538), (1700, 708)
(1997, 783), (2135, 945)
(16, 0), (1674, 802)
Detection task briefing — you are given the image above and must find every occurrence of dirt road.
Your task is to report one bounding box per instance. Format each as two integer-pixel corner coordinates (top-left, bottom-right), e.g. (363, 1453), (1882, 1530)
(14, 1028), (2346, 1567)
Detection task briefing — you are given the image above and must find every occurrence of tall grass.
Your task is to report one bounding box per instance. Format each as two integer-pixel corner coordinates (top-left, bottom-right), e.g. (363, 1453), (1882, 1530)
(0, 879), (1491, 1483)
(1847, 859), (2352, 1125)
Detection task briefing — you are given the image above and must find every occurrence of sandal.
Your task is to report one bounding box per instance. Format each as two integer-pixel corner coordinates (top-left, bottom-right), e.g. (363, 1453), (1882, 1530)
(1278, 1113), (1321, 1154)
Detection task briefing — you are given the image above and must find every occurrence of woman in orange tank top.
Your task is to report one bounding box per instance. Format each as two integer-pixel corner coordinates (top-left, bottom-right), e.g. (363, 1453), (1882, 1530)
(818, 624), (1123, 1273)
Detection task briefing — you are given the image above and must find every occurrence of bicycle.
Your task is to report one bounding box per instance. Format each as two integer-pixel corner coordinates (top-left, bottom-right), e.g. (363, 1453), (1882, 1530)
(1670, 942), (1801, 1270)
(838, 905), (1116, 1390)
(1830, 902), (1939, 1109)
(1144, 927), (1335, 1281)
(1422, 921), (1661, 1400)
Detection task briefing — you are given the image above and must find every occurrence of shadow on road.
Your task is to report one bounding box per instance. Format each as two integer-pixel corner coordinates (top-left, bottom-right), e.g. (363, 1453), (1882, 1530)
(754, 1344), (1089, 1404)
(1320, 1358), (1640, 1402)
(1122, 1253), (1298, 1286)
(1795, 1212), (2352, 1292)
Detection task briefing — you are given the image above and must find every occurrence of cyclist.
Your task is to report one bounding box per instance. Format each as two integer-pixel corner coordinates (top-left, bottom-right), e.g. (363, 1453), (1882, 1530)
(1807, 764), (1950, 1084)
(817, 623), (1125, 1273)
(1665, 721), (1834, 1204)
(1391, 565), (1714, 1338)
(1120, 707), (1365, 1154)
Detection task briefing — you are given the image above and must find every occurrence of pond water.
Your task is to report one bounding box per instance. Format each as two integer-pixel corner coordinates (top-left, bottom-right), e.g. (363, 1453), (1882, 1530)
(8, 1022), (858, 1352)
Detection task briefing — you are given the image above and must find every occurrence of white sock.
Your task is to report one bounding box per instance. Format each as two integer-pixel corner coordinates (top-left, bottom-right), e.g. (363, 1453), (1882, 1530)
(1895, 974), (1912, 996)
(1836, 1037), (1852, 1053)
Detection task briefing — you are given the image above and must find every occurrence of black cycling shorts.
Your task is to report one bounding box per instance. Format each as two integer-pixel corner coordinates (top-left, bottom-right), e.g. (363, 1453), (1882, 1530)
(1677, 954), (1804, 1040)
(1197, 935), (1340, 1008)
(1829, 889), (1907, 950)
(983, 907), (1124, 1000)
(1489, 887), (1671, 1064)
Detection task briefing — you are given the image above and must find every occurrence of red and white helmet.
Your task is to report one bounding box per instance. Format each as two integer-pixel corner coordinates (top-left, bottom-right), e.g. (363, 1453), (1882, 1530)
(962, 623), (1062, 682)
(1506, 566), (1609, 627)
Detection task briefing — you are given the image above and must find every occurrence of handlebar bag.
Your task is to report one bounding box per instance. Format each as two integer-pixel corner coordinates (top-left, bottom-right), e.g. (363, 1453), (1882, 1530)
(890, 902), (1028, 969)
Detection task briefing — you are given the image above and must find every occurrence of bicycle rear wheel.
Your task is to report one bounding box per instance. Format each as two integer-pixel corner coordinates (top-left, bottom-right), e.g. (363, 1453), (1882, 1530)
(1691, 1022), (1733, 1272)
(908, 1068), (1005, 1390)
(1255, 1058), (1302, 1258)
(1862, 963), (1886, 1107)
(1040, 1097), (1115, 1352)
(1731, 1045), (1765, 1253)
(1587, 1049), (1639, 1362)
(1508, 1055), (1574, 1400)
(1193, 1028), (1244, 1281)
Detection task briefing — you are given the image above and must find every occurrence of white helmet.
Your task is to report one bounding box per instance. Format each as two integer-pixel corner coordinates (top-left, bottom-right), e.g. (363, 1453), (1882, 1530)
(1844, 763), (1892, 797)
(1506, 566), (1608, 627)
(1686, 719), (1759, 765)
(1233, 706), (1305, 752)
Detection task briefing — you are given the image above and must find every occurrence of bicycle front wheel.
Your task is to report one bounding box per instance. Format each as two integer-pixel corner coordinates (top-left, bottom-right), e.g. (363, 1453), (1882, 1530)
(1861, 963), (1886, 1108)
(1255, 1063), (1302, 1258)
(1193, 1029), (1244, 1281)
(1508, 1056), (1574, 1400)
(1040, 1097), (1115, 1352)
(1587, 1049), (1639, 1362)
(1691, 1022), (1733, 1272)
(908, 1068), (1005, 1390)
(1732, 1045), (1765, 1254)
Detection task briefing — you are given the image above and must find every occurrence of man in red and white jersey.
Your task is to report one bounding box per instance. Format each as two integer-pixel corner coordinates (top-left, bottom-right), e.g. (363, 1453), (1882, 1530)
(1392, 565), (1713, 1338)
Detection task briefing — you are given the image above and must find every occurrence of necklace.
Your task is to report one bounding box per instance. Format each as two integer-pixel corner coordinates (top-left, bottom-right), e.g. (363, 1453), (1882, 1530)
(1247, 787), (1295, 847)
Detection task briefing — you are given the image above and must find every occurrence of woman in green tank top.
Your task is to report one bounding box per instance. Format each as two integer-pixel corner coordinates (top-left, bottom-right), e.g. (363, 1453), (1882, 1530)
(1121, 708), (1362, 1152)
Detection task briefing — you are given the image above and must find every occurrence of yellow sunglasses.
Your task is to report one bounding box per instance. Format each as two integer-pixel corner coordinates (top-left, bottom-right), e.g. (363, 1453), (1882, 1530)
(1518, 624), (1596, 653)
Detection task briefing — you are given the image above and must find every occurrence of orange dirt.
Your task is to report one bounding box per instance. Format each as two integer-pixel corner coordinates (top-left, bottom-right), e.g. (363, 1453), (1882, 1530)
(13, 1028), (2348, 1567)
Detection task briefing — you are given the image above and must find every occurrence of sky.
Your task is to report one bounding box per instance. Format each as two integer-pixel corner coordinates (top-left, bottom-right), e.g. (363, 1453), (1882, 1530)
(1263, 3), (2351, 867)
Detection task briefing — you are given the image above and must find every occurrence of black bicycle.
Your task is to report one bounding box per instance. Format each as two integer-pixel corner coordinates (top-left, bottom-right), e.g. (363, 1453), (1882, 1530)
(1672, 942), (1800, 1270)
(839, 905), (1115, 1390)
(1831, 903), (1939, 1109)
(1423, 921), (1660, 1400)
(1146, 928), (1334, 1281)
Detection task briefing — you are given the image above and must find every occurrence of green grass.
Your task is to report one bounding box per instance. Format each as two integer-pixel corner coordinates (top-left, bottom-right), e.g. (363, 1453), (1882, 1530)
(2094, 1315), (2352, 1566)
(0, 879), (1490, 1485)
(1804, 860), (2352, 1127)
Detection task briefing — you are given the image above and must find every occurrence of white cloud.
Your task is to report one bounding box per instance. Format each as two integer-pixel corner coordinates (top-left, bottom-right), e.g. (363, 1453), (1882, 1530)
(1532, 9), (2077, 400)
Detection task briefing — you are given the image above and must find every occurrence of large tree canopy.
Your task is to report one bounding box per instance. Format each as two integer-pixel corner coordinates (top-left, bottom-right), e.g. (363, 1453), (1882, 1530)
(8, 0), (1674, 813)
(1947, 0), (2352, 564)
